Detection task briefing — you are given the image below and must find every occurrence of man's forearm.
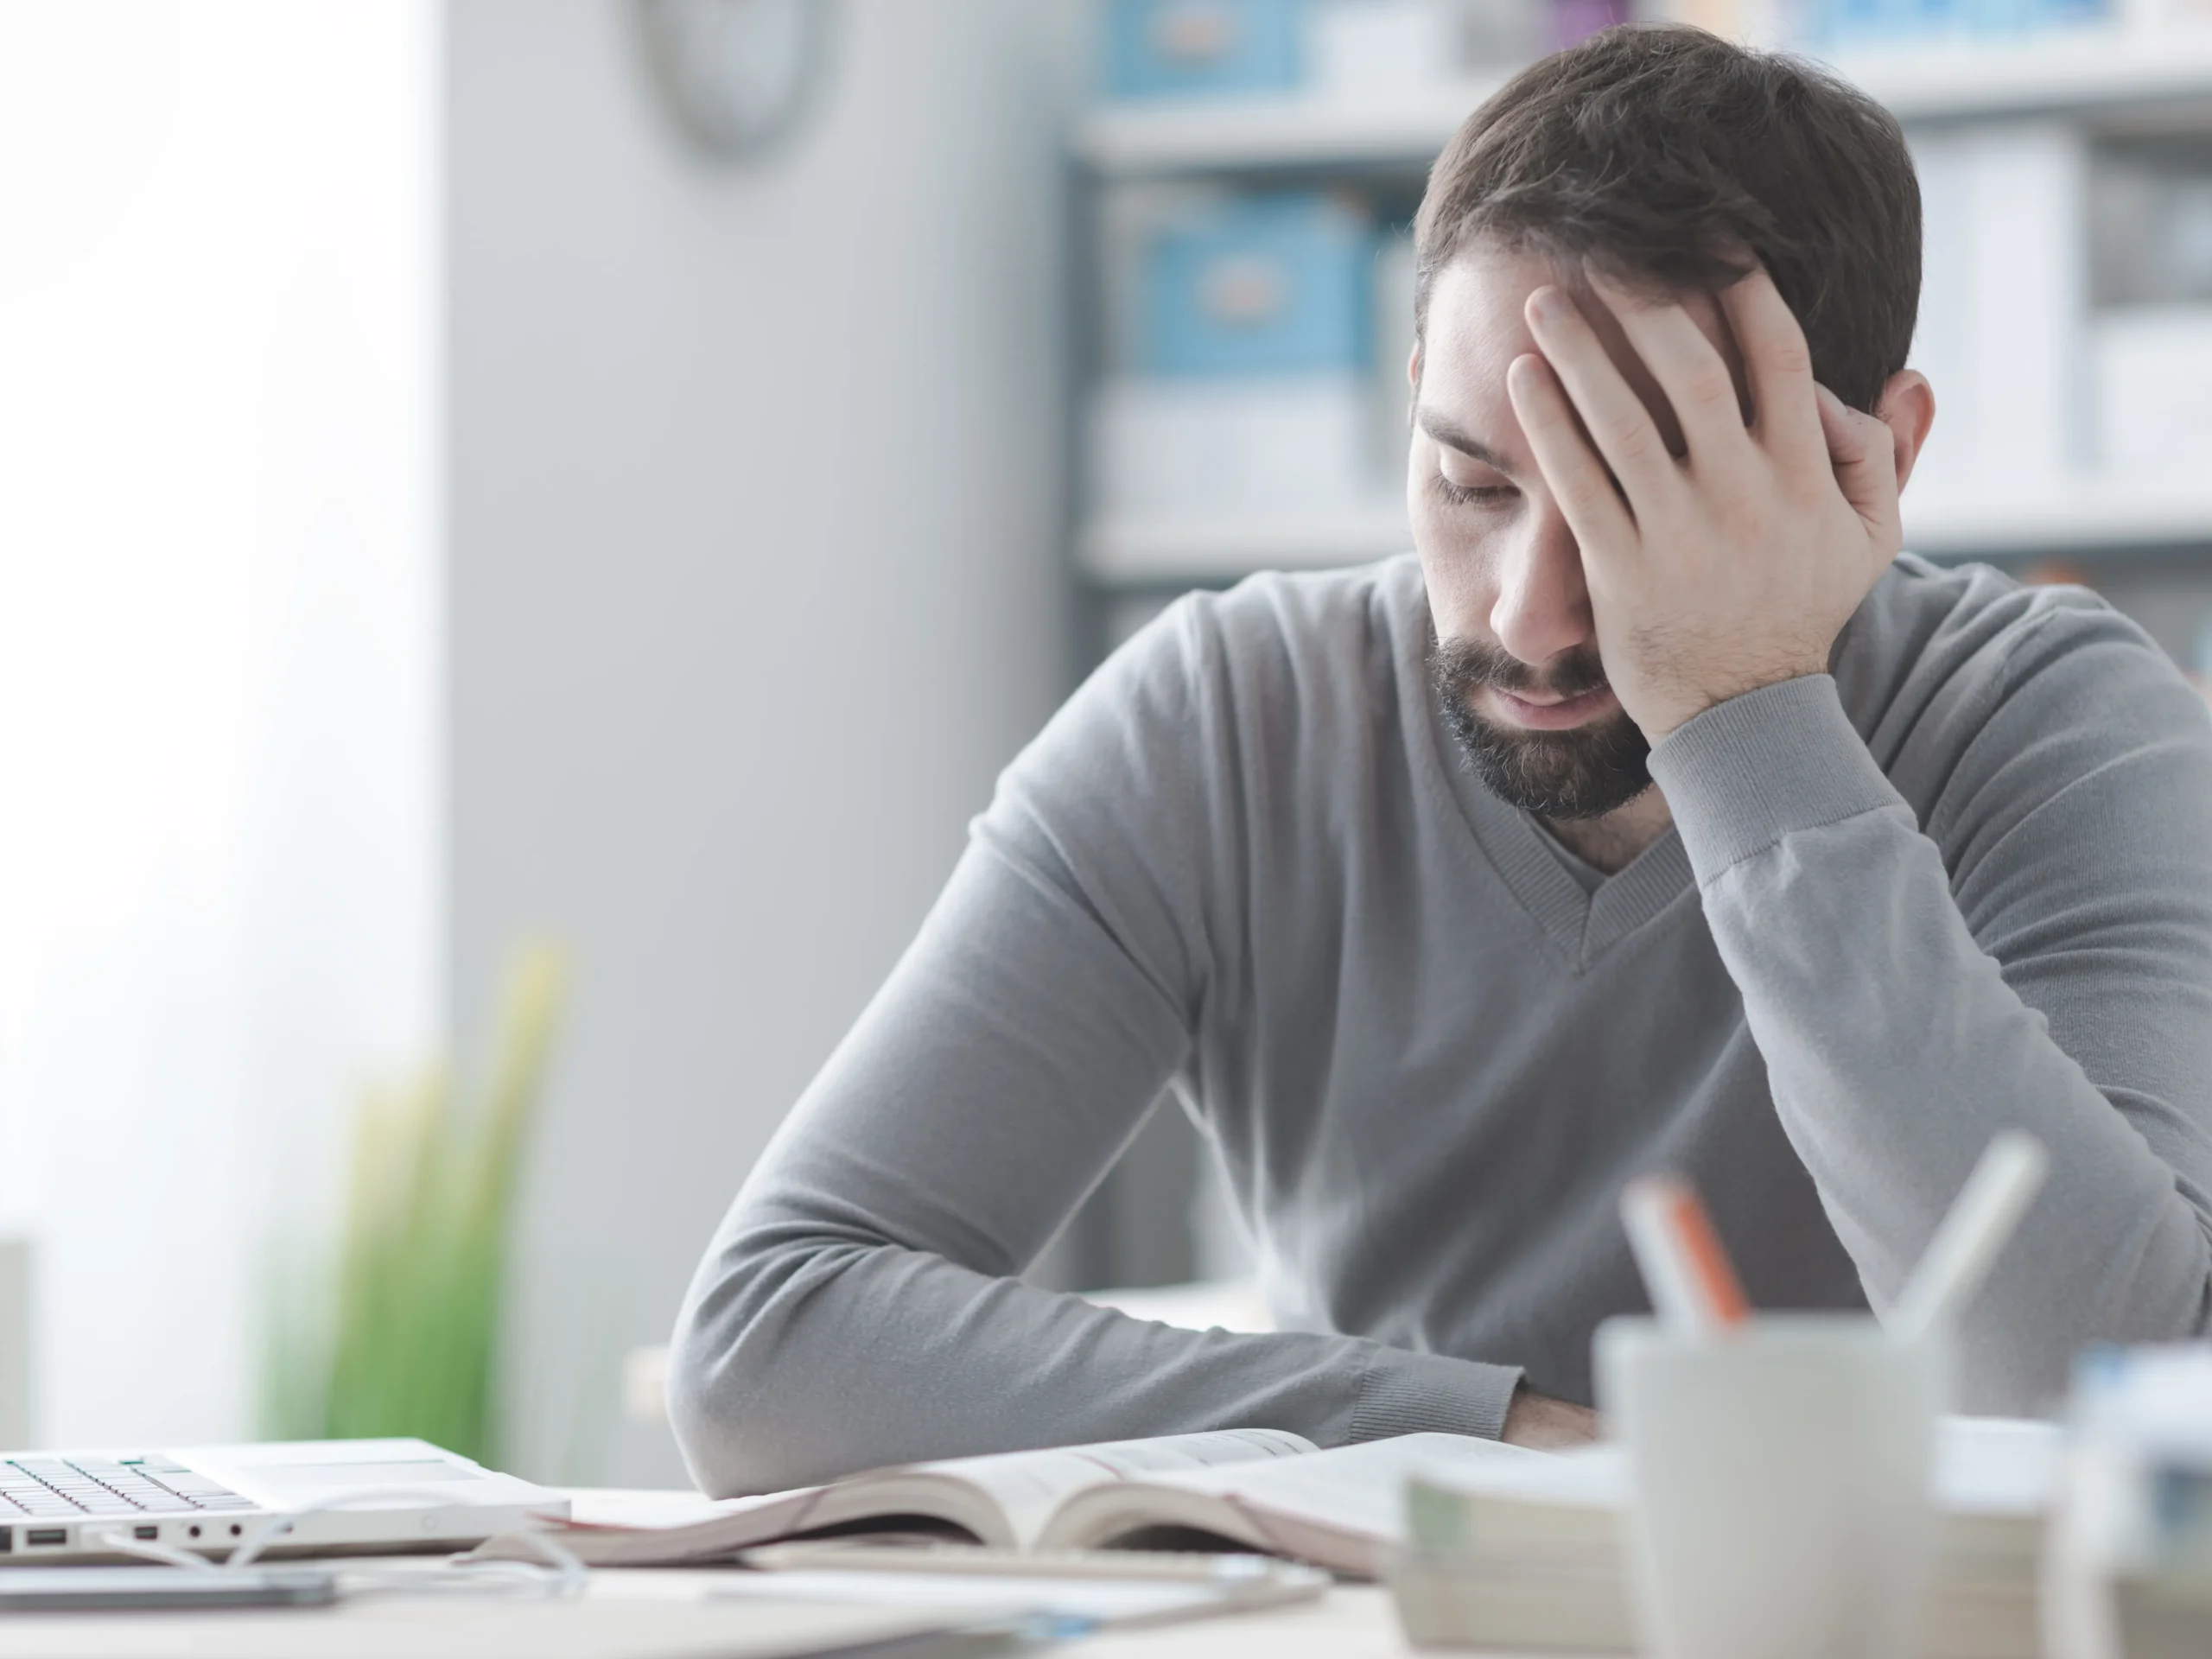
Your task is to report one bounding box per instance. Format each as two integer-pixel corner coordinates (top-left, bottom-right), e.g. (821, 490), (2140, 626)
(1650, 674), (2212, 1411)
(669, 1211), (1522, 1494)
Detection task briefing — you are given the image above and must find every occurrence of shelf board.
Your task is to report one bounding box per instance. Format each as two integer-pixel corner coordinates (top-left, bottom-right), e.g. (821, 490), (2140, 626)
(1837, 29), (2212, 124)
(1078, 483), (2212, 585)
(1075, 77), (1503, 175)
(1079, 505), (1412, 582)
(1901, 482), (2212, 558)
(1075, 29), (2212, 176)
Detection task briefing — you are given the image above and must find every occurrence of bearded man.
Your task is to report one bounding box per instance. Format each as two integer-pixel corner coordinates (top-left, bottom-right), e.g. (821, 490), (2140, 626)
(670, 26), (2212, 1492)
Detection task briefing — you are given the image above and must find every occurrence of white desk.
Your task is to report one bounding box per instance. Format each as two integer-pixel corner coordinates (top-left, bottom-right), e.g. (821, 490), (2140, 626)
(604, 1569), (1426, 1656)
(0, 1567), (1433, 1657)
(626, 1571), (1422, 1656)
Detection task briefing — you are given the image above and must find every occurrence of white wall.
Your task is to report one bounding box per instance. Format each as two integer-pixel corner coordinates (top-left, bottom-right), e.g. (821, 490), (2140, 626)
(443, 0), (1075, 1484)
(0, 0), (441, 1446)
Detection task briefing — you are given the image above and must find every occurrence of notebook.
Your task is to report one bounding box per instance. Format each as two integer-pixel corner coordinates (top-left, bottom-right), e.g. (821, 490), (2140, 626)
(1389, 1414), (2061, 1657)
(508, 1429), (1548, 1577)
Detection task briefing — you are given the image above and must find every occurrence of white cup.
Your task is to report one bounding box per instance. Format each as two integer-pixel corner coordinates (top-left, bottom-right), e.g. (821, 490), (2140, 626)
(1595, 1313), (1948, 1659)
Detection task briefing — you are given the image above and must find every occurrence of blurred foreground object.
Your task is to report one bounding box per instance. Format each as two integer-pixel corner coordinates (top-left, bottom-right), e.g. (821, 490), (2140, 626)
(263, 946), (568, 1466)
(634, 0), (839, 162)
(2050, 1344), (2212, 1659)
(623, 1343), (672, 1427)
(0, 1236), (27, 1446)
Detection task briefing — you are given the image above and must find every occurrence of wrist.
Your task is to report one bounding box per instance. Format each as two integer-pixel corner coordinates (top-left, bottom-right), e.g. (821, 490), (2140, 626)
(1647, 674), (1901, 887)
(1641, 658), (1829, 742)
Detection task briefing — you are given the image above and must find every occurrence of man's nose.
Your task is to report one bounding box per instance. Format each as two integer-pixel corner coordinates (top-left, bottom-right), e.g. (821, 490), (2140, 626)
(1488, 499), (1596, 669)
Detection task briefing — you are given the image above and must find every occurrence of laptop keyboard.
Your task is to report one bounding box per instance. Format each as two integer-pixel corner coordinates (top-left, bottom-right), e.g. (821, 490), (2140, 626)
(0, 1457), (255, 1518)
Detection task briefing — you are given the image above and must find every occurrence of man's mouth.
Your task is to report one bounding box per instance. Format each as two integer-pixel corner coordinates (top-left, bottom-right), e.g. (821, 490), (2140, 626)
(1484, 683), (1619, 731)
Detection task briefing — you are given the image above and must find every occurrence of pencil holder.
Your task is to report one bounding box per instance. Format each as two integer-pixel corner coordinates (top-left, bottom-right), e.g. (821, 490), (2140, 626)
(1595, 1313), (1951, 1659)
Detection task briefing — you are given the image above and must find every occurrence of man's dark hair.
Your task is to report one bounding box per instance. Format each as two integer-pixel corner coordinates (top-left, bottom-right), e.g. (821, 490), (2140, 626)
(1413, 25), (1920, 413)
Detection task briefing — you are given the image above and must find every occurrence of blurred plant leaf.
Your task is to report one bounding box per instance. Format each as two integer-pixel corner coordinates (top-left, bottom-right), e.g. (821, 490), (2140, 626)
(262, 943), (567, 1465)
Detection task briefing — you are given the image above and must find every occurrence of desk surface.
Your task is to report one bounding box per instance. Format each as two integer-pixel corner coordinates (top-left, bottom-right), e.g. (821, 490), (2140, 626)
(1068, 1582), (1414, 1656)
(618, 1571), (1419, 1656)
(613, 1570), (1421, 1656)
(0, 1564), (1460, 1657)
(551, 1487), (1458, 1655)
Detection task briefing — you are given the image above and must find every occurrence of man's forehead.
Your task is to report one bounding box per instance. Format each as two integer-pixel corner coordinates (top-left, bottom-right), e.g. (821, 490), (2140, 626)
(1425, 238), (1733, 353)
(1419, 238), (1741, 460)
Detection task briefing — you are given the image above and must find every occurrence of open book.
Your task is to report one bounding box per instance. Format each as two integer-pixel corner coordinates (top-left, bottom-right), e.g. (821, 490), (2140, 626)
(536, 1429), (1548, 1578)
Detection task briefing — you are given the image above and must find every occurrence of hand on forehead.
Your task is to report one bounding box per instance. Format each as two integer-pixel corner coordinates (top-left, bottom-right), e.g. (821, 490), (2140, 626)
(1419, 241), (1751, 468)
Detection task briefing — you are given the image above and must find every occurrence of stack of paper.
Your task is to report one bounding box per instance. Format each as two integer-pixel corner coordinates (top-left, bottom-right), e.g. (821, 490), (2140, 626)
(1389, 1416), (2058, 1657)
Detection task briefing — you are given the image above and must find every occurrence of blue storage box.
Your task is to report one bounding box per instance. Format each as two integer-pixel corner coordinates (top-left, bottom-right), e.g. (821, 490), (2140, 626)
(1140, 194), (1375, 378)
(1104, 0), (1306, 102)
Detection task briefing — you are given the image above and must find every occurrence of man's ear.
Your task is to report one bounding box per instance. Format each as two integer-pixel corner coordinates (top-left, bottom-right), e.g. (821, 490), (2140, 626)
(1408, 342), (1421, 397)
(1877, 369), (1936, 494)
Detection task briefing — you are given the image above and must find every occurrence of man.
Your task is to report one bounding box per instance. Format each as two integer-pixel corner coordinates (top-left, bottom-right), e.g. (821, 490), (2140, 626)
(670, 27), (2212, 1495)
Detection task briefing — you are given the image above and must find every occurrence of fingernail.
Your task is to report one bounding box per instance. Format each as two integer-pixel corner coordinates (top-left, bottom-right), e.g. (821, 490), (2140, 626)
(1529, 287), (1569, 324)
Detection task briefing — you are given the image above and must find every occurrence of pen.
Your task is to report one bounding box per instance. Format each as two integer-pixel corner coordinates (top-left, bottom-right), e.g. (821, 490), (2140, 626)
(1887, 1131), (2048, 1341)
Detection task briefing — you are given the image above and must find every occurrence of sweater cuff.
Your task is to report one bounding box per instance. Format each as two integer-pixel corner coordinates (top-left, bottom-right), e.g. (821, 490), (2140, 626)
(1648, 674), (1904, 887)
(1347, 1349), (1522, 1443)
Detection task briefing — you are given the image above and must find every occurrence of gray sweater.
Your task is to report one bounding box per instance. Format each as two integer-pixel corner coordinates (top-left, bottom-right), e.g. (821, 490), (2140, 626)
(671, 553), (2212, 1496)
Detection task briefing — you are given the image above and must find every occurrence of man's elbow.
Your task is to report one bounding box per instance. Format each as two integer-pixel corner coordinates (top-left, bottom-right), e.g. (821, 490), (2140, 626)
(664, 1240), (875, 1497)
(667, 1299), (812, 1496)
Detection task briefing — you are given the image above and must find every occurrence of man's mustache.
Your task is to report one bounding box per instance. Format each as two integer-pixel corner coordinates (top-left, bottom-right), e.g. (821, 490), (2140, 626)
(1431, 637), (1611, 702)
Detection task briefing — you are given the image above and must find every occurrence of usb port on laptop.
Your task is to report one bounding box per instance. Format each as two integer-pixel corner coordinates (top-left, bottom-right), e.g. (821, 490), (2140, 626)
(25, 1529), (66, 1547)
(133, 1525), (159, 1541)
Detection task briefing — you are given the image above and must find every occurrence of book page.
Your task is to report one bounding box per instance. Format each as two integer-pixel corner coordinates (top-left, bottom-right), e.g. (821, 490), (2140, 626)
(1136, 1432), (1546, 1542)
(896, 1427), (1317, 1550)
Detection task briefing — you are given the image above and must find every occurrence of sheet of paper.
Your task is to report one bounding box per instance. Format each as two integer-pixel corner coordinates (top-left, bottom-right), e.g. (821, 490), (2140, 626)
(1408, 1415), (2060, 1517)
(0, 1598), (990, 1658)
(709, 1567), (1246, 1625)
(1932, 1415), (2059, 1516)
(560, 1486), (810, 1532)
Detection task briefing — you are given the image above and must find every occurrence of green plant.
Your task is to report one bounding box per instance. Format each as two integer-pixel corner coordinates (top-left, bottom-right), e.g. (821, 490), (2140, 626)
(263, 945), (566, 1465)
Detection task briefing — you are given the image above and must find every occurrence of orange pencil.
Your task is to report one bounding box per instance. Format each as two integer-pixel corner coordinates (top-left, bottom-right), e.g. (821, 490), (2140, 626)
(1621, 1174), (1751, 1335)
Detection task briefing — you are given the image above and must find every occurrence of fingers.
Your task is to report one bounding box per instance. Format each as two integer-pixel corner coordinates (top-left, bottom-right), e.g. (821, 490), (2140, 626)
(1586, 270), (1754, 481)
(1816, 383), (1902, 560)
(1522, 286), (1684, 515)
(1721, 269), (1827, 476)
(1507, 352), (1637, 555)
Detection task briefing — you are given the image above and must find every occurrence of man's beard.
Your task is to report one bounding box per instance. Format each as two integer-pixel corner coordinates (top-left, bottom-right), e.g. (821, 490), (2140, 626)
(1428, 635), (1653, 821)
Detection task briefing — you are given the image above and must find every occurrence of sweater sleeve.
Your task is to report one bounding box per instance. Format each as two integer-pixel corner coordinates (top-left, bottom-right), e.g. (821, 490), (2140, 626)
(1648, 639), (2212, 1414)
(666, 596), (1520, 1497)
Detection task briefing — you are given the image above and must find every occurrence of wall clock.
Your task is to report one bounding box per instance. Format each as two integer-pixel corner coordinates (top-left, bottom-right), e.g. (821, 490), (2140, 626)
(635, 0), (837, 162)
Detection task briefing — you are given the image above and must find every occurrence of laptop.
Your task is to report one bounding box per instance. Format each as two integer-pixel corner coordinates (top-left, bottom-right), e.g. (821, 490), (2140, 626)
(0, 1438), (568, 1563)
